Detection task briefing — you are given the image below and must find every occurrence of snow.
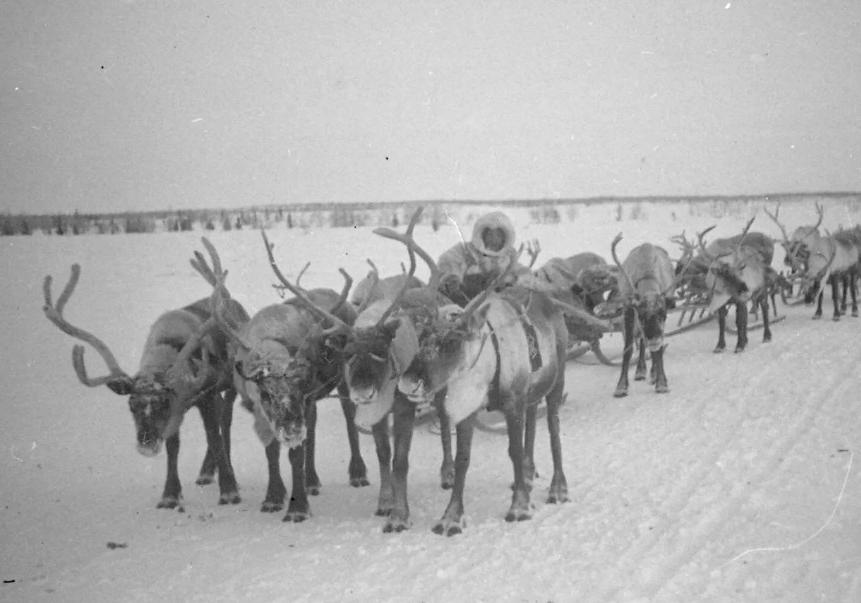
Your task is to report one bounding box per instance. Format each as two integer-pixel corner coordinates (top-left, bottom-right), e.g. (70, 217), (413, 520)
(2, 198), (860, 602)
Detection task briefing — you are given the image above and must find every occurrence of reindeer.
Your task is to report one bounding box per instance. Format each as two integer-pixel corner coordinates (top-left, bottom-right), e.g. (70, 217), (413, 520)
(279, 208), (456, 533)
(41, 239), (247, 509)
(693, 217), (776, 352)
(610, 235), (676, 397)
(395, 271), (571, 535)
(766, 203), (859, 319)
(206, 232), (370, 522)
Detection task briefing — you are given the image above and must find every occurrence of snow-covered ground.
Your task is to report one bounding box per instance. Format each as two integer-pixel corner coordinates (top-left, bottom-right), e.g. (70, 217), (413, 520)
(2, 199), (860, 602)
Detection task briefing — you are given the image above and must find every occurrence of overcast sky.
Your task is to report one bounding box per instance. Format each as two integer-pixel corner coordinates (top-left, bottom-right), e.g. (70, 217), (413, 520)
(2, 0), (860, 214)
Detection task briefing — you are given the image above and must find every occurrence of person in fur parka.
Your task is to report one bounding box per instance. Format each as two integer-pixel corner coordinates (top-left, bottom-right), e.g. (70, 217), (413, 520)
(437, 211), (529, 306)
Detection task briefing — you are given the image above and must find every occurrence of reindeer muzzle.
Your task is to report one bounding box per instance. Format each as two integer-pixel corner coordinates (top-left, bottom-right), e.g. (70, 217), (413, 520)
(136, 439), (162, 457)
(645, 337), (665, 353)
(350, 387), (378, 406)
(398, 376), (429, 403)
(276, 423), (307, 449)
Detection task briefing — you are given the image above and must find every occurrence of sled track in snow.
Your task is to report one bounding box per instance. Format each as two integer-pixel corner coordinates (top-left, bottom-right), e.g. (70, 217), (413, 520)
(593, 328), (861, 601)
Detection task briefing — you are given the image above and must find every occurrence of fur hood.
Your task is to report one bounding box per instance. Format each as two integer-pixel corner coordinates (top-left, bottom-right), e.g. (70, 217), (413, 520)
(470, 212), (516, 257)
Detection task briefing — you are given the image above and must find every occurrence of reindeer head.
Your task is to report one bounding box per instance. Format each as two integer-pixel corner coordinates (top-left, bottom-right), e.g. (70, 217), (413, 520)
(397, 302), (465, 402)
(42, 263), (222, 458)
(234, 342), (312, 449)
(611, 235), (676, 352)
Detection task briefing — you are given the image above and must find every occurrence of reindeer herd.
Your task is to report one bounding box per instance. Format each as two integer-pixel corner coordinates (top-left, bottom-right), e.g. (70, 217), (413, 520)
(41, 202), (859, 536)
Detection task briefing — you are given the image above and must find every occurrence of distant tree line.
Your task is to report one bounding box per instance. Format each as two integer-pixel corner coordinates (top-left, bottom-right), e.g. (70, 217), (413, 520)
(0, 203), (450, 236)
(1, 194), (855, 236)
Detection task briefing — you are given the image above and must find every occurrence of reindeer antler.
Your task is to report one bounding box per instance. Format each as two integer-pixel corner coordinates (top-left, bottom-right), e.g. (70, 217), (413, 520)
(373, 206), (443, 290)
(42, 264), (133, 387)
(260, 229), (354, 335)
(610, 233), (636, 296)
(763, 203), (790, 245)
(525, 239), (541, 268)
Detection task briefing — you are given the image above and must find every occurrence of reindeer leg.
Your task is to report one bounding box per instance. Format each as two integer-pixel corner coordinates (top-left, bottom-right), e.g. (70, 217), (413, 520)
(433, 412), (476, 536)
(337, 383), (369, 487)
(220, 389), (236, 470)
(831, 275), (841, 321)
(261, 440), (286, 512)
(714, 305), (728, 353)
(196, 390), (236, 486)
(504, 403), (531, 522)
(522, 403), (538, 491)
(634, 337), (647, 381)
(761, 297), (772, 343)
(614, 307), (635, 397)
(734, 302), (748, 353)
(851, 273), (859, 317)
(303, 400), (321, 496)
(841, 275), (848, 312)
(434, 388), (455, 490)
(196, 442), (216, 485)
(383, 394), (417, 533)
(372, 416), (393, 517)
(813, 289), (823, 319)
(158, 433), (183, 510)
(545, 379), (568, 504)
(283, 442), (310, 522)
(197, 396), (240, 505)
(652, 345), (669, 393)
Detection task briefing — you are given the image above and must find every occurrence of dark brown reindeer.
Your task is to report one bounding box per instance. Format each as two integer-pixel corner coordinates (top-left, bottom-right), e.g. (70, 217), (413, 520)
(206, 231), (369, 522)
(395, 264), (572, 535)
(695, 217), (776, 352)
(610, 234), (676, 398)
(288, 207), (457, 533)
(41, 239), (247, 510)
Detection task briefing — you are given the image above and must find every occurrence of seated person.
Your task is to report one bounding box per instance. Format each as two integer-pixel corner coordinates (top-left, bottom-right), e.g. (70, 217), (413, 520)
(438, 211), (529, 306)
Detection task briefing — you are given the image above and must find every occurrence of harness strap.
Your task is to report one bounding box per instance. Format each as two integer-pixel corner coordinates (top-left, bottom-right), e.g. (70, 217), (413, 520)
(485, 318), (502, 412)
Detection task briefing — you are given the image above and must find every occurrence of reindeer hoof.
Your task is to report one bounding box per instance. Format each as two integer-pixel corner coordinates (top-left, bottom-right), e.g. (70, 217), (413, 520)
(655, 384), (669, 394)
(260, 500), (283, 513)
(282, 509), (310, 523)
(218, 491), (241, 505)
(349, 476), (370, 488)
(547, 489), (569, 504)
(375, 506), (392, 517)
(432, 518), (464, 536)
(613, 387), (628, 398)
(634, 372), (646, 382)
(713, 346), (725, 354)
(383, 512), (411, 533)
(734, 346), (746, 354)
(157, 496), (183, 510)
(832, 316), (841, 322)
(505, 509), (532, 522)
(195, 473), (215, 486)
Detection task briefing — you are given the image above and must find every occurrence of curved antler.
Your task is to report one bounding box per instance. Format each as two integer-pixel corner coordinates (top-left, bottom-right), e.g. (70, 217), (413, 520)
(42, 264), (132, 387)
(805, 202), (825, 238)
(695, 225), (719, 262)
(373, 206), (443, 290)
(610, 233), (636, 296)
(260, 229), (354, 335)
(764, 203), (790, 245)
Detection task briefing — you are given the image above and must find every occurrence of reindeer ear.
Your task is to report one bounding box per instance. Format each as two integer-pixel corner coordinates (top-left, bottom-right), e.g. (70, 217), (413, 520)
(106, 376), (135, 396)
(382, 318), (401, 339)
